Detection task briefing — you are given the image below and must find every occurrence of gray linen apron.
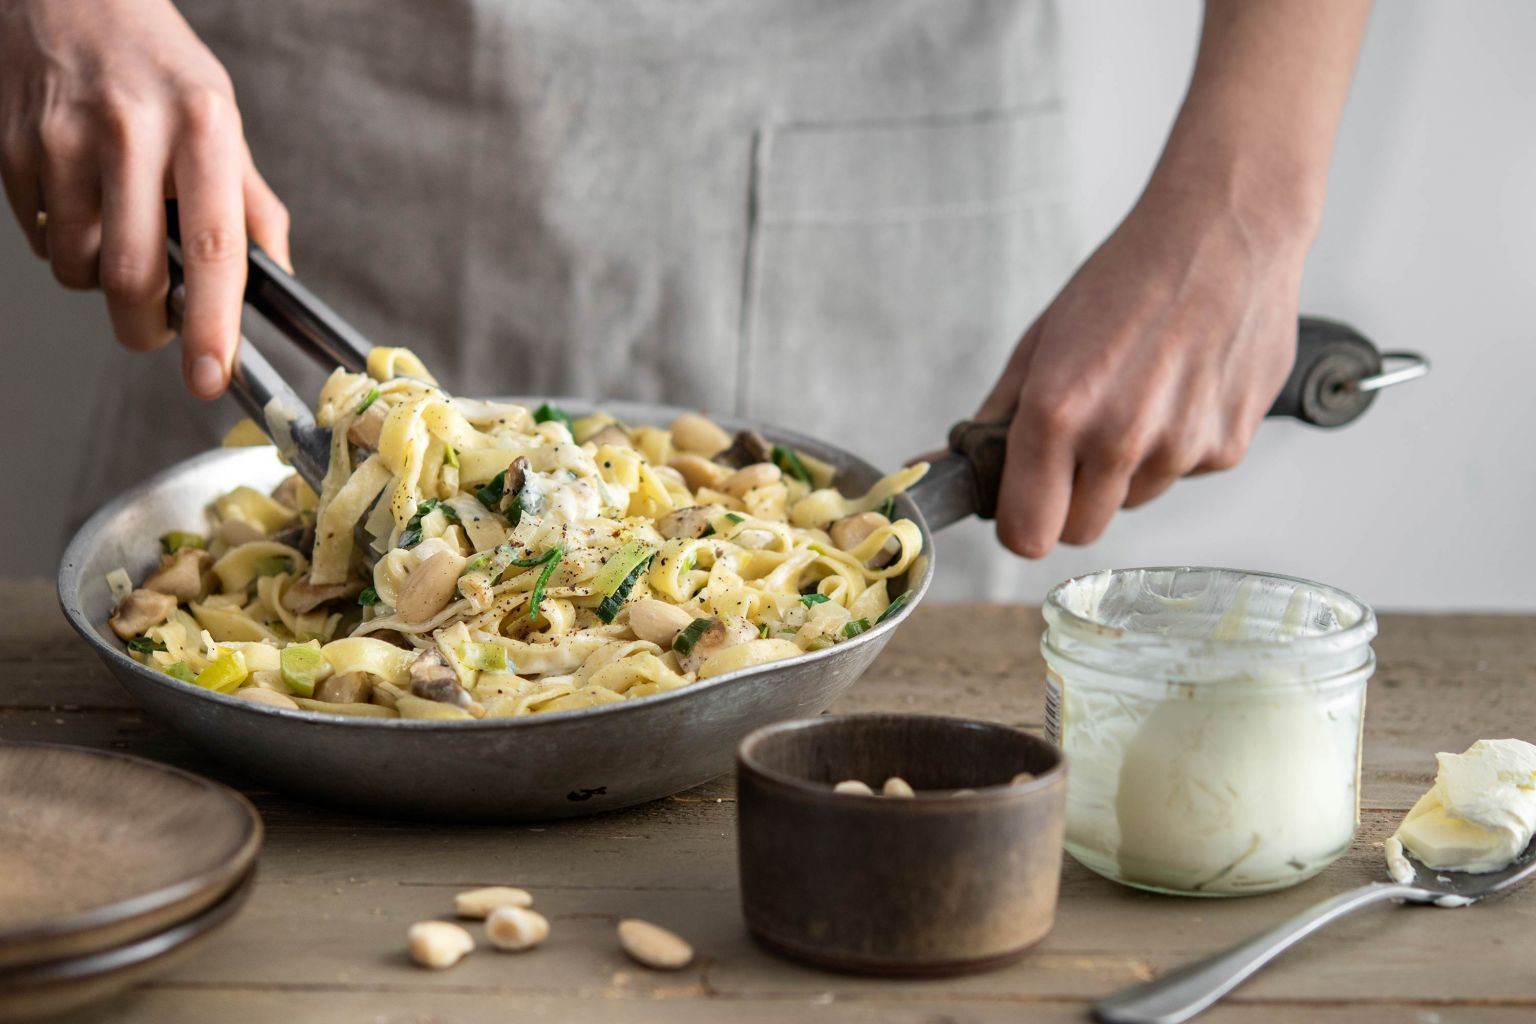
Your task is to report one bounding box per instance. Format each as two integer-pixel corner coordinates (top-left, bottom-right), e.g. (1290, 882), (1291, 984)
(77, 0), (1075, 600)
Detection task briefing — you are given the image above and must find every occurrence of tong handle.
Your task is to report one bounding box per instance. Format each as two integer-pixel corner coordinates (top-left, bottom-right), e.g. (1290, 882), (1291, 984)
(164, 199), (374, 373)
(165, 231), (331, 490)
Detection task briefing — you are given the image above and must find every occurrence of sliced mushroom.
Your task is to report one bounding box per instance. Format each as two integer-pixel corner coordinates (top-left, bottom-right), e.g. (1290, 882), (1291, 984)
(395, 549), (468, 623)
(369, 629), (414, 649)
(347, 400), (388, 450)
(627, 599), (696, 648)
(110, 588), (179, 641)
(271, 474), (316, 512)
(142, 548), (213, 602)
(500, 456), (531, 514)
(409, 649), (474, 708)
(315, 671), (373, 705)
(281, 573), (365, 614)
(829, 511), (899, 567)
(269, 521), (316, 553)
(656, 504), (720, 540)
(677, 615), (758, 674)
(714, 429), (774, 469)
(587, 425), (633, 449)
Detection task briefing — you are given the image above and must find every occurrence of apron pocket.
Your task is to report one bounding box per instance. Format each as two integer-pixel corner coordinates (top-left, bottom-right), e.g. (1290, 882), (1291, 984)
(739, 104), (1074, 473)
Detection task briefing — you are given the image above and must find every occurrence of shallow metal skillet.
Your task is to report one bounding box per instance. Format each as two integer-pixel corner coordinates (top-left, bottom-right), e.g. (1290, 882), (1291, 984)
(61, 234), (1423, 820)
(59, 403), (942, 821)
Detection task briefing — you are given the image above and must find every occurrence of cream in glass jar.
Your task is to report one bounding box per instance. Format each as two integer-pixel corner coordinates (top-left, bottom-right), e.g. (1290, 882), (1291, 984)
(1042, 567), (1376, 896)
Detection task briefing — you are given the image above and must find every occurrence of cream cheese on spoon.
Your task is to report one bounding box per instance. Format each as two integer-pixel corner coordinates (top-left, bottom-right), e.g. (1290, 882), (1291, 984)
(1386, 738), (1536, 885)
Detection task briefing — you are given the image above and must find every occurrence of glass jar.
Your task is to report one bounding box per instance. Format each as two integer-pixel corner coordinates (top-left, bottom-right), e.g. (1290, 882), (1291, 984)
(1042, 567), (1376, 897)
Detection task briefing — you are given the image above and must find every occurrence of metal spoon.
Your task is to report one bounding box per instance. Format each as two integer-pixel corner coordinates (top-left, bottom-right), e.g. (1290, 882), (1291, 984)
(1094, 840), (1536, 1024)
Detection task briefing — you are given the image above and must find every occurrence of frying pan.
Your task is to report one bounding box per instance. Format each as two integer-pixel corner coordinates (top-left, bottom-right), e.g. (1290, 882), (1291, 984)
(59, 232), (1426, 820)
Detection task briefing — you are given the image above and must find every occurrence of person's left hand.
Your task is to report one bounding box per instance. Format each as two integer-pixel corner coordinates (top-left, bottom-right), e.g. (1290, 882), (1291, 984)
(974, 180), (1310, 558)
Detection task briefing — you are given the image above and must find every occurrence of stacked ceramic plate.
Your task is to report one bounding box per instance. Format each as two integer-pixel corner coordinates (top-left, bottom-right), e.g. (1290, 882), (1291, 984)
(0, 743), (262, 1019)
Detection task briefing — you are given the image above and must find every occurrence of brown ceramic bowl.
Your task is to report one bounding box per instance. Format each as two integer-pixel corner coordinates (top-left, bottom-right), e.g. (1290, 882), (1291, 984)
(736, 713), (1066, 976)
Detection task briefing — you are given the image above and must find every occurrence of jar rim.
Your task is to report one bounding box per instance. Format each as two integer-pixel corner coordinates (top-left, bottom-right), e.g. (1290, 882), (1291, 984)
(1042, 566), (1378, 659)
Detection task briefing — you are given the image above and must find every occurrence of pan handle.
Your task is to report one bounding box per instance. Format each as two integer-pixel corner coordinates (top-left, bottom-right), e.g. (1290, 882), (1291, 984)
(907, 317), (1419, 532)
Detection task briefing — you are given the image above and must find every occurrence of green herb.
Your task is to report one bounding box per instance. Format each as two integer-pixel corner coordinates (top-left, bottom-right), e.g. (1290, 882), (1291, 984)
(700, 524), (715, 538)
(127, 635), (167, 654)
(841, 618), (871, 639)
(875, 496), (896, 519)
(399, 498), (458, 549)
(529, 545), (565, 621)
(772, 444), (811, 484)
(533, 402), (574, 432)
(476, 471), (507, 512)
(163, 661), (198, 683)
(160, 531), (204, 554)
(800, 593), (830, 608)
(875, 590), (912, 625)
(509, 548), (561, 569)
(672, 618), (715, 657)
(593, 540), (658, 623)
(725, 512), (745, 524)
(358, 587), (380, 607)
(355, 387), (381, 415)
(443, 445), (459, 468)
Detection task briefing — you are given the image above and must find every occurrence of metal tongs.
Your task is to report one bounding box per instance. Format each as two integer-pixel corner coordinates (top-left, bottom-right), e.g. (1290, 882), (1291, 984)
(165, 206), (377, 492)
(164, 201), (1431, 532)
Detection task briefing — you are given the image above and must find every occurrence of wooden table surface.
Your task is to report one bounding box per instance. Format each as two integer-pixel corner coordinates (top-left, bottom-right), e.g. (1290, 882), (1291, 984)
(3, 578), (1534, 1023)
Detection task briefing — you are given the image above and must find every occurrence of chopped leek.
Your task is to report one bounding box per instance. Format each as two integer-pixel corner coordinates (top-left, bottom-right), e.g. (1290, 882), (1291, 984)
(673, 618), (714, 657)
(355, 387), (381, 415)
(800, 593), (830, 608)
(194, 650), (248, 693)
(530, 545), (565, 620)
(443, 444), (459, 468)
(160, 531), (205, 554)
(842, 618), (871, 639)
(772, 444), (811, 484)
(358, 587), (380, 606)
(254, 555), (294, 577)
(725, 512), (745, 524)
(805, 637), (833, 652)
(127, 635), (167, 654)
(163, 661), (198, 684)
(875, 590), (912, 625)
(475, 470), (507, 512)
(463, 642), (508, 672)
(757, 622), (770, 639)
(533, 402), (574, 432)
(593, 540), (658, 623)
(279, 645), (329, 698)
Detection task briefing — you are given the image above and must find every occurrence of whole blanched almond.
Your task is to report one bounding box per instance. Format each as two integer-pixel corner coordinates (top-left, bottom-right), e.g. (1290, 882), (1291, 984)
(485, 906), (550, 951)
(408, 921), (474, 969)
(454, 886), (533, 919)
(617, 918), (694, 970)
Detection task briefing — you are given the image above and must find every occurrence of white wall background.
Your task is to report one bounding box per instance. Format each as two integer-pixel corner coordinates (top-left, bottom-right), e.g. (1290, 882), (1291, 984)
(2, 1), (1532, 610)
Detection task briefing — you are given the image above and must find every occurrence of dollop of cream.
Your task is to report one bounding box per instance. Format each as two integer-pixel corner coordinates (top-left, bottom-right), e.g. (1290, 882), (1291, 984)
(1389, 738), (1536, 879)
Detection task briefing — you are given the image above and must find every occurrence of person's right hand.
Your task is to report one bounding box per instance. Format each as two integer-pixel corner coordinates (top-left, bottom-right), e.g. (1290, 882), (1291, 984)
(0, 0), (289, 398)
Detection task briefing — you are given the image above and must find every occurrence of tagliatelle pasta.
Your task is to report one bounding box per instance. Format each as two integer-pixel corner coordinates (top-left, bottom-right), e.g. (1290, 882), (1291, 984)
(108, 349), (926, 720)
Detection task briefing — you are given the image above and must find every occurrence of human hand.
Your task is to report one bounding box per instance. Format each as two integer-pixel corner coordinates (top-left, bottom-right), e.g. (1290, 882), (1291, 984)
(0, 0), (289, 398)
(976, 183), (1310, 558)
